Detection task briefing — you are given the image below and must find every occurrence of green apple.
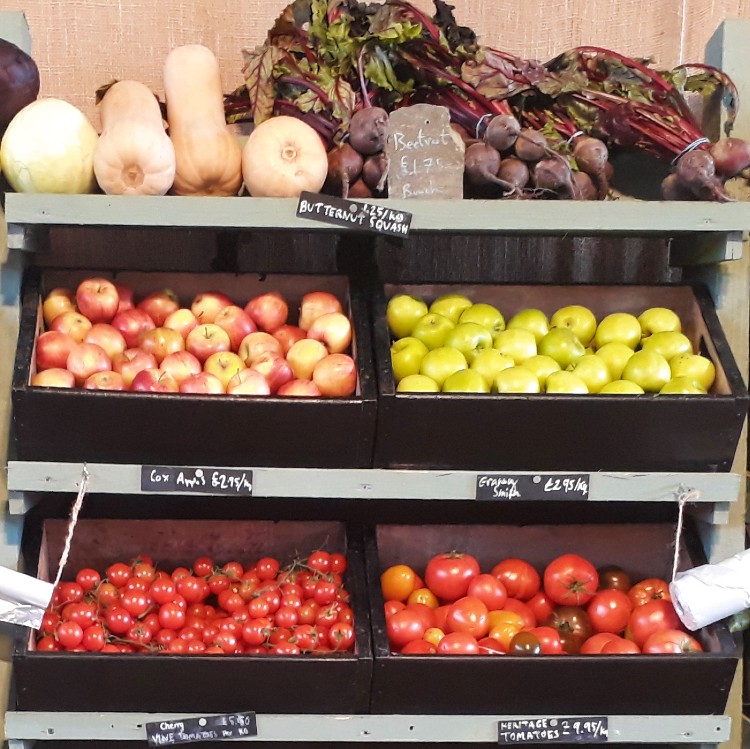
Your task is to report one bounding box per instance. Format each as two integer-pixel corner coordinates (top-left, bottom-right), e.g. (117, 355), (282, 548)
(598, 380), (645, 395)
(549, 305), (597, 346)
(442, 369), (490, 393)
(420, 347), (468, 389)
(641, 331), (693, 361)
(669, 353), (716, 391)
(390, 337), (429, 383)
(493, 366), (541, 394)
(594, 312), (642, 349)
(386, 294), (428, 339)
(638, 307), (682, 338)
(492, 329), (537, 364)
(458, 303), (506, 335)
(411, 313), (455, 350)
(429, 294), (473, 324)
(595, 342), (635, 380)
(538, 328), (585, 369)
(568, 354), (612, 393)
(397, 374), (440, 393)
(507, 308), (549, 344)
(545, 370), (589, 394)
(444, 322), (493, 364)
(522, 355), (561, 388)
(659, 376), (707, 395)
(470, 349), (515, 388)
(621, 349), (671, 392)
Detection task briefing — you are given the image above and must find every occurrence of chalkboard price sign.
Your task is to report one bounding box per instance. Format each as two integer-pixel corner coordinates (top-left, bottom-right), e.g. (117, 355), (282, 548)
(146, 712), (257, 746)
(476, 474), (590, 501)
(497, 717), (608, 744)
(141, 466), (253, 495)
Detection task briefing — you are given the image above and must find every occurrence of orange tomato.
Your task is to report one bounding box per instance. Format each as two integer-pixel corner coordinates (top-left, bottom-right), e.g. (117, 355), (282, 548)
(408, 587), (439, 609)
(487, 610), (525, 630)
(424, 627), (445, 646)
(381, 564), (417, 602)
(488, 621), (524, 651)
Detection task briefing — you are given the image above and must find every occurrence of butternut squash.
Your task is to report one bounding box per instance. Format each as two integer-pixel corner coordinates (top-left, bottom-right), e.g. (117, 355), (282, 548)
(164, 45), (242, 197)
(93, 80), (176, 196)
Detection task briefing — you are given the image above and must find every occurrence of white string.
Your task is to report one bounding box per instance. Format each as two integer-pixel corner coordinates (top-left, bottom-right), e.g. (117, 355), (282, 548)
(475, 113), (492, 140)
(53, 465), (89, 589)
(671, 137), (710, 166)
(678, 0), (688, 66)
(671, 488), (700, 582)
(566, 130), (585, 145)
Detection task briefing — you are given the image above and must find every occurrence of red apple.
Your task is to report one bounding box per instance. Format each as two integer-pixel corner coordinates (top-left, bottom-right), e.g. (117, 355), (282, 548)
(32, 368), (75, 388)
(43, 288), (75, 326)
(286, 338), (328, 380)
(203, 351), (246, 390)
(298, 291), (343, 332)
(277, 379), (322, 397)
(35, 331), (76, 371)
(51, 311), (93, 343)
(164, 308), (199, 339)
(238, 332), (283, 366)
(112, 348), (157, 388)
(250, 353), (294, 393)
(179, 372), (225, 395)
(313, 353), (357, 397)
(84, 324), (127, 360)
(185, 324), (231, 363)
(159, 351), (202, 385)
(226, 369), (271, 396)
(114, 284), (135, 314)
(75, 278), (120, 323)
(66, 342), (112, 385)
(272, 324), (306, 354)
(245, 291), (288, 333)
(138, 327), (185, 364)
(191, 292), (233, 324)
(138, 289), (180, 327)
(306, 312), (352, 354)
(112, 308), (156, 349)
(214, 305), (257, 351)
(131, 369), (179, 393)
(83, 371), (126, 391)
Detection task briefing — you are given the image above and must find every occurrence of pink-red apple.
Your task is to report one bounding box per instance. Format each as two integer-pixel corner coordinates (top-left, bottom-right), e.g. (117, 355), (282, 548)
(114, 284), (135, 314)
(214, 305), (257, 350)
(75, 278), (120, 324)
(298, 291), (343, 332)
(203, 351), (246, 390)
(191, 292), (233, 324)
(84, 324), (126, 360)
(83, 371), (126, 391)
(313, 353), (357, 397)
(112, 308), (156, 349)
(245, 291), (288, 333)
(138, 327), (185, 364)
(273, 324), (306, 354)
(35, 331), (76, 371)
(250, 353), (294, 393)
(138, 289), (180, 326)
(306, 312), (352, 354)
(112, 348), (157, 388)
(286, 338), (328, 380)
(51, 311), (93, 343)
(226, 369), (271, 396)
(159, 351), (202, 385)
(179, 372), (225, 395)
(185, 324), (231, 363)
(164, 308), (199, 339)
(43, 288), (75, 326)
(277, 379), (322, 397)
(131, 369), (179, 393)
(31, 368), (75, 388)
(66, 342), (112, 385)
(238, 332), (283, 365)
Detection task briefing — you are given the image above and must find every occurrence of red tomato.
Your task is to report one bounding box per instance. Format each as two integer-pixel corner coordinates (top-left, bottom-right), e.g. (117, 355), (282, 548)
(502, 598), (536, 630)
(329, 622), (355, 651)
(587, 589), (633, 634)
(529, 626), (563, 654)
(237, 578), (259, 602)
(75, 568), (101, 592)
(208, 574), (232, 596)
(256, 557), (280, 581)
(432, 604), (451, 632)
(307, 551), (331, 574)
(64, 602), (97, 629)
(105, 606), (133, 635)
(242, 618), (272, 646)
(467, 574), (508, 611)
(629, 577), (671, 607)
(187, 639), (207, 654)
(217, 590), (246, 614)
(291, 624), (320, 651)
(543, 554), (599, 606)
(132, 562), (157, 585)
(56, 582), (84, 605)
(387, 609), (427, 648)
(37, 636), (60, 651)
(405, 602), (435, 630)
(158, 602), (186, 631)
(120, 590), (151, 618)
(526, 591), (555, 624)
(628, 599), (682, 647)
(248, 597), (271, 619)
(401, 639), (437, 654)
(192, 556), (214, 577)
(275, 605), (299, 630)
(313, 581), (338, 606)
(222, 561), (244, 579)
(425, 552), (480, 603)
(580, 632), (619, 654)
(476, 636), (505, 655)
(167, 639), (188, 654)
(299, 601), (320, 624)
(601, 636), (641, 654)
(106, 563), (132, 588)
(171, 566), (191, 582)
(176, 575), (208, 605)
(491, 559), (540, 601)
(127, 623), (154, 646)
(384, 600), (406, 619)
(445, 596), (489, 638)
(80, 626), (107, 652)
(269, 627), (292, 644)
(642, 629), (703, 653)
(150, 578), (176, 605)
(270, 641), (300, 655)
(436, 632), (480, 655)
(96, 581), (120, 608)
(41, 610), (60, 636)
(329, 553), (348, 574)
(56, 621), (84, 649)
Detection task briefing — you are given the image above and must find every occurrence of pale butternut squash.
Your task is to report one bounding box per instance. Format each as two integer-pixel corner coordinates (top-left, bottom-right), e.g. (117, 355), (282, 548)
(93, 80), (176, 196)
(164, 45), (242, 197)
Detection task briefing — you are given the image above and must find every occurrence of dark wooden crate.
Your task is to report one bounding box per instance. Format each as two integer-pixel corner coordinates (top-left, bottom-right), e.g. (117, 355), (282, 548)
(365, 522), (739, 715)
(12, 270), (377, 468)
(14, 519), (372, 713)
(372, 283), (748, 472)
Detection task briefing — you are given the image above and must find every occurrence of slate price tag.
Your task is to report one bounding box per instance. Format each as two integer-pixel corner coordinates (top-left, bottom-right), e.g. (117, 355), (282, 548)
(497, 717), (608, 744)
(146, 712), (257, 746)
(476, 474), (590, 501)
(296, 191), (411, 237)
(141, 466), (253, 495)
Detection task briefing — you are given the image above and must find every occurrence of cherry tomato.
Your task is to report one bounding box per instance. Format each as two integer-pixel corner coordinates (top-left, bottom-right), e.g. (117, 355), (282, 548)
(150, 578), (177, 605)
(291, 624), (320, 651)
(432, 604), (451, 631)
(41, 610), (60, 636)
(256, 557), (280, 581)
(628, 577), (671, 607)
(580, 632), (619, 654)
(299, 601), (320, 624)
(445, 596), (489, 638)
(526, 591), (555, 624)
(642, 628), (703, 653)
(307, 550), (331, 574)
(529, 626), (563, 655)
(64, 602), (97, 629)
(424, 627), (445, 647)
(193, 556), (214, 577)
(425, 552), (480, 603)
(502, 598), (537, 630)
(488, 620), (523, 652)
(387, 609), (427, 648)
(407, 587), (439, 609)
(106, 562), (132, 588)
(176, 575), (208, 605)
(171, 566), (191, 582)
(401, 639), (437, 654)
(142, 613), (162, 634)
(269, 627), (292, 645)
(509, 630), (542, 655)
(237, 578), (259, 602)
(120, 590), (151, 618)
(329, 622), (355, 651)
(544, 554), (599, 606)
(329, 553), (348, 575)
(125, 578), (149, 593)
(313, 581), (338, 606)
(280, 583), (304, 598)
(260, 586), (282, 613)
(601, 636), (641, 654)
(467, 574), (508, 611)
(587, 589), (632, 633)
(281, 594), (303, 611)
(436, 632), (479, 655)
(477, 636), (504, 655)
(167, 639), (188, 654)
(127, 623), (154, 646)
(56, 582), (84, 605)
(217, 590), (245, 614)
(491, 558), (540, 601)
(186, 639), (207, 654)
(105, 606), (133, 635)
(270, 641), (300, 655)
(96, 581), (120, 608)
(158, 602), (186, 630)
(223, 561), (244, 579)
(75, 568), (101, 592)
(381, 565), (417, 602)
(597, 565), (632, 592)
(628, 599), (681, 647)
(275, 605), (299, 630)
(132, 562), (157, 585)
(37, 636), (61, 651)
(56, 620), (84, 649)
(208, 574), (232, 596)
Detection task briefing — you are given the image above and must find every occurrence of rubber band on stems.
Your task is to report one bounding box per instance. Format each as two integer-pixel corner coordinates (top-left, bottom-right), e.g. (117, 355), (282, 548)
(475, 113), (492, 140)
(670, 137), (710, 166)
(566, 130), (585, 145)
(671, 488), (700, 582)
(53, 465), (89, 589)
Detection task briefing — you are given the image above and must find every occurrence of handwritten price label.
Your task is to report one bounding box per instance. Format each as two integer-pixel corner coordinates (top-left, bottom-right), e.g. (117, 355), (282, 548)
(497, 717), (608, 744)
(476, 474), (590, 501)
(296, 192), (411, 237)
(146, 712), (257, 746)
(141, 466), (253, 496)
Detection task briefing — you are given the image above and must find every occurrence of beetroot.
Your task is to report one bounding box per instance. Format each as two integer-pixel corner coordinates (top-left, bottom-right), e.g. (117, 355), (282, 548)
(362, 152), (389, 193)
(573, 136), (610, 199)
(533, 157), (575, 198)
(497, 158), (530, 190)
(572, 171), (597, 200)
(514, 129), (548, 162)
(661, 173), (694, 201)
(675, 150), (732, 202)
(0, 39), (40, 129)
(348, 106), (389, 155)
(348, 178), (373, 199)
(326, 143), (364, 199)
(464, 142), (516, 193)
(709, 137), (750, 179)
(484, 114), (521, 153)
